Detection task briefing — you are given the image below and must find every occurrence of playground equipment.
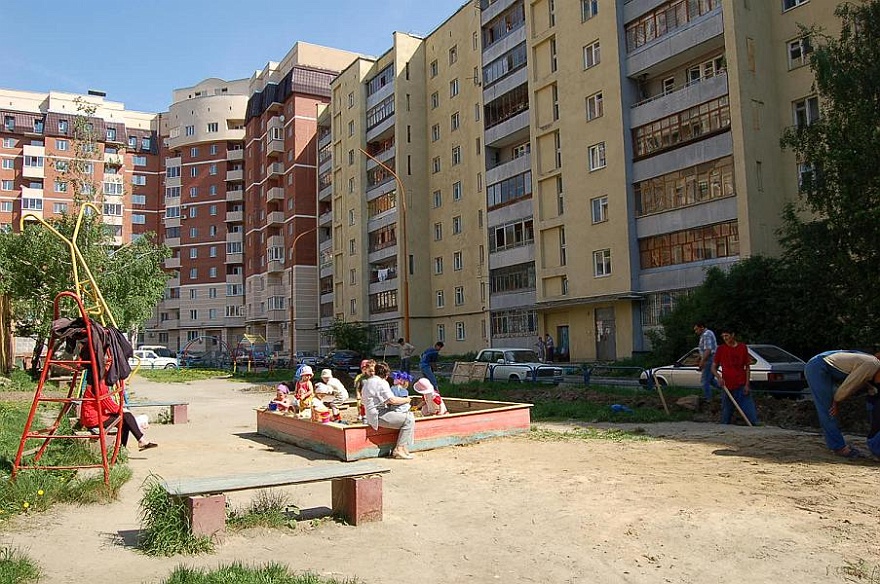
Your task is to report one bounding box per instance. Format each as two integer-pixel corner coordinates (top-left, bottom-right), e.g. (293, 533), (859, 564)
(12, 205), (128, 485)
(232, 333), (269, 373)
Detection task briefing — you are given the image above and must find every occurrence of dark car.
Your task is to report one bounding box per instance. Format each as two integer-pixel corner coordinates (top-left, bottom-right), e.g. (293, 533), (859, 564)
(319, 350), (364, 374)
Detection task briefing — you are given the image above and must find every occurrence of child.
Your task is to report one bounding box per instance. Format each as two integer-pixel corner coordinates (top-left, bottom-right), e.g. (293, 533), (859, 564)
(353, 359), (373, 423)
(414, 378), (448, 416)
(311, 383), (334, 423)
(293, 365), (314, 414)
(270, 383), (293, 413)
(390, 371), (414, 414)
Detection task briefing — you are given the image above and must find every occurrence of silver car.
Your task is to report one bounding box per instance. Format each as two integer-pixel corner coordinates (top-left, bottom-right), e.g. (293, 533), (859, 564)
(643, 344), (806, 395)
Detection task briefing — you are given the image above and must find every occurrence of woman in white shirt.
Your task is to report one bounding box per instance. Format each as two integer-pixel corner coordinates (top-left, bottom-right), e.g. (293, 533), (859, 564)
(360, 360), (415, 459)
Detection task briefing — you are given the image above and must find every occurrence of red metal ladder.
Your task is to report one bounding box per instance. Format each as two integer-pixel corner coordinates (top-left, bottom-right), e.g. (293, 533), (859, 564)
(11, 291), (124, 485)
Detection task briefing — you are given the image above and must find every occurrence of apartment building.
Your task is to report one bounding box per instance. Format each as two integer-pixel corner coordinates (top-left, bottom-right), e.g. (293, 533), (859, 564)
(0, 88), (160, 243)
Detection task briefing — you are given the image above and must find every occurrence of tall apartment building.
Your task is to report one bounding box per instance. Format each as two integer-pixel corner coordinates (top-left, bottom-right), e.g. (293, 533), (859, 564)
(0, 89), (160, 243)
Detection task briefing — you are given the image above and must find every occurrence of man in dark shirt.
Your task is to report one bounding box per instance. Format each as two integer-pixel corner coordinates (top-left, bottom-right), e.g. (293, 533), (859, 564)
(419, 342), (444, 389)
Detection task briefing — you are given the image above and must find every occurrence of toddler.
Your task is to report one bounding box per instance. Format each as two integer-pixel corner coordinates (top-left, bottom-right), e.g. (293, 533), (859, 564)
(390, 371), (414, 414)
(414, 378), (448, 416)
(270, 383), (293, 413)
(293, 365), (315, 414)
(311, 383), (336, 423)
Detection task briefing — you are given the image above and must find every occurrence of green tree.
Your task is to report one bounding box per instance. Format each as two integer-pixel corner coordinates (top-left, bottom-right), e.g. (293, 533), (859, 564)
(327, 319), (374, 356)
(779, 0), (880, 350)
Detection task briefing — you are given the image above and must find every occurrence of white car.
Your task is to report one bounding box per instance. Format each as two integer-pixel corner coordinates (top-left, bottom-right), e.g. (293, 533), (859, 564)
(129, 349), (179, 370)
(474, 348), (564, 384)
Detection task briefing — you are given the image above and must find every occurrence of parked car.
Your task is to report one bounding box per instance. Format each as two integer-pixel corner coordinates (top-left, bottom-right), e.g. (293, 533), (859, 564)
(319, 350), (364, 374)
(270, 351), (292, 368)
(235, 348), (269, 367)
(293, 351), (321, 367)
(137, 345), (177, 359)
(474, 348), (564, 384)
(640, 344), (807, 396)
(130, 349), (178, 370)
(179, 352), (205, 368)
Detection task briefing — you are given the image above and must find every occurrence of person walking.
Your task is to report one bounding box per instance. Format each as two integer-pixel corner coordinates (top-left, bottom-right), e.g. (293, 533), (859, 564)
(694, 321), (719, 400)
(804, 350), (880, 459)
(534, 336), (546, 362)
(711, 327), (759, 425)
(393, 338), (415, 372)
(419, 342), (444, 390)
(544, 334), (555, 362)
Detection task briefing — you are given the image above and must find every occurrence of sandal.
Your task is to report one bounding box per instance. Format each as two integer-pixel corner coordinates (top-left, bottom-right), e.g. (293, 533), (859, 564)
(834, 446), (864, 459)
(138, 442), (159, 451)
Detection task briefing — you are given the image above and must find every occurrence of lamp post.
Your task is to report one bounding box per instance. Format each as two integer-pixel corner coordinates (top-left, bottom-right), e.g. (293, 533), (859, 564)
(359, 148), (410, 341)
(288, 225), (317, 353)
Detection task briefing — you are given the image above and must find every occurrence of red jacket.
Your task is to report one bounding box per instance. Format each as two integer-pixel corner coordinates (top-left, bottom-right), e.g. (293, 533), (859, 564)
(79, 380), (121, 428)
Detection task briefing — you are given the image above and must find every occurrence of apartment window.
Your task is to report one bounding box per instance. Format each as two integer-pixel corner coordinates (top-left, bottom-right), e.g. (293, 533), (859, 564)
(2, 138), (14, 148)
(0, 180), (11, 191)
(453, 251), (463, 271)
(209, 245), (217, 258)
(348, 177), (355, 193)
(210, 144), (218, 155)
(128, 136), (137, 148)
(1, 159), (13, 170)
(190, 166), (198, 178)
(33, 119), (44, 134)
(24, 156), (44, 169)
(58, 120), (68, 134)
(451, 112), (460, 131)
(663, 77), (676, 95)
(593, 249), (612, 277)
(437, 324), (446, 343)
(431, 92), (439, 109)
(350, 269), (357, 285)
(788, 37), (813, 69)
(189, 289), (198, 300)
(588, 142), (606, 171)
(450, 79), (459, 98)
(452, 146), (461, 166)
(188, 268), (198, 280)
(209, 267), (217, 278)
(448, 45), (459, 65)
(210, 225), (217, 237)
(189, 186), (198, 198)
(348, 92), (354, 108)
(591, 195), (608, 224)
(131, 193), (146, 205)
(452, 215), (462, 234)
(208, 204), (217, 216)
(209, 288), (217, 299)
(189, 227), (198, 238)
(185, 125), (195, 136)
(132, 213), (145, 224)
(586, 92), (604, 121)
(348, 120), (354, 136)
(55, 160), (68, 172)
(550, 39), (557, 73)
(350, 299), (357, 315)
(559, 227), (567, 266)
(53, 202), (68, 214)
(633, 96), (731, 157)
(431, 124), (440, 142)
(583, 41), (600, 69)
(798, 162), (814, 191)
(455, 321), (465, 341)
(432, 157), (441, 174)
(54, 180), (67, 193)
(189, 248), (198, 259)
(452, 181), (462, 201)
(55, 138), (68, 151)
(554, 131), (562, 168)
(349, 239), (356, 255)
(436, 290), (445, 308)
(207, 122), (218, 133)
(582, 0), (598, 21)
(3, 116), (13, 132)
(512, 143), (530, 159)
(640, 221), (738, 268)
(22, 198), (43, 211)
(490, 218), (535, 252)
(434, 256), (444, 274)
(434, 222), (443, 241)
(455, 287), (464, 306)
(1, 201), (13, 212)
(208, 163), (217, 175)
(430, 60), (438, 78)
(783, 0), (808, 10)
(433, 190), (442, 208)
(793, 96), (820, 128)
(141, 137), (151, 150)
(348, 209), (356, 225)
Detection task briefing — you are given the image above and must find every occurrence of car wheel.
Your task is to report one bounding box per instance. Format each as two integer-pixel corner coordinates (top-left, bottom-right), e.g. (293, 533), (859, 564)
(508, 374), (522, 383)
(164, 364), (177, 369)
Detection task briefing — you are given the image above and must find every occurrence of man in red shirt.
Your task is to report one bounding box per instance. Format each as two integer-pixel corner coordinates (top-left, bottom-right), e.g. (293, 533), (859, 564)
(711, 327), (759, 425)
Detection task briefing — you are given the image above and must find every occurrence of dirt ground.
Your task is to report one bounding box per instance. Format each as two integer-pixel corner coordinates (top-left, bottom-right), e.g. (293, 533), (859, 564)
(3, 376), (880, 584)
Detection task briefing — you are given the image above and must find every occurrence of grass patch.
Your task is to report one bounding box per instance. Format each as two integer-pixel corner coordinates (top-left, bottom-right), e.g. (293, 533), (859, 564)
(227, 489), (299, 531)
(136, 369), (229, 383)
(138, 475), (214, 556)
(163, 562), (360, 584)
(231, 369), (297, 383)
(0, 546), (41, 583)
(839, 559), (880, 583)
(0, 371), (38, 393)
(528, 426), (654, 442)
(0, 401), (131, 522)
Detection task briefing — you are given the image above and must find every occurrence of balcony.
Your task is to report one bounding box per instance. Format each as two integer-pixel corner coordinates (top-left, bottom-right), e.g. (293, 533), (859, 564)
(226, 187), (243, 202)
(631, 71), (728, 128)
(104, 152), (123, 168)
(486, 153), (531, 185)
(225, 210), (243, 223)
(162, 297), (180, 309)
(267, 308), (287, 322)
(164, 216), (181, 228)
(225, 252), (243, 264)
(267, 138), (284, 157)
(267, 211), (285, 226)
(21, 185), (43, 199)
(318, 210), (332, 226)
(226, 169), (244, 182)
(164, 256), (181, 269)
(267, 236), (284, 249)
(266, 162), (284, 179)
(165, 175), (181, 188)
(266, 186), (284, 202)
(160, 318), (180, 329)
(164, 237), (180, 247)
(226, 231), (243, 244)
(626, 7), (724, 78)
(267, 259), (285, 273)
(484, 109), (530, 148)
(226, 149), (244, 161)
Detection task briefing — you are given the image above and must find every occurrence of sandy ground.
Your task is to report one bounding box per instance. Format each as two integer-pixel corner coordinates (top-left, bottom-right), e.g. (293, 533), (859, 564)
(4, 375), (880, 584)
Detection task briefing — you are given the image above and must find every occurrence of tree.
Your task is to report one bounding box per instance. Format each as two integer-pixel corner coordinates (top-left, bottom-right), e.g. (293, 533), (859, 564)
(327, 319), (374, 357)
(779, 0), (880, 350)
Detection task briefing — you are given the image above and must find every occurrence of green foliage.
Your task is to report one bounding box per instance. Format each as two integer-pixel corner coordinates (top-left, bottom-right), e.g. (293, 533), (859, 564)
(326, 319), (373, 356)
(138, 475), (214, 556)
(227, 489), (298, 531)
(162, 563), (360, 584)
(137, 369), (229, 383)
(0, 546), (41, 584)
(1, 371), (38, 393)
(528, 426), (654, 442)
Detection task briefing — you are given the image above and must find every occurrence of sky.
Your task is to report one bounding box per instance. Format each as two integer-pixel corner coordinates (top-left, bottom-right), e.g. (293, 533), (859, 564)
(3, 0), (470, 113)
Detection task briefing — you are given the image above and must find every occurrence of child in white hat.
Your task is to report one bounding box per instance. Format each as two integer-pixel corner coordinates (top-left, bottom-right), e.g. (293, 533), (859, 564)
(293, 365), (314, 414)
(413, 378), (448, 416)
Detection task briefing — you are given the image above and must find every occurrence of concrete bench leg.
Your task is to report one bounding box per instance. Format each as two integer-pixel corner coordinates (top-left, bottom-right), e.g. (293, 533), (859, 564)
(171, 404), (188, 424)
(184, 494), (226, 537)
(331, 475), (383, 525)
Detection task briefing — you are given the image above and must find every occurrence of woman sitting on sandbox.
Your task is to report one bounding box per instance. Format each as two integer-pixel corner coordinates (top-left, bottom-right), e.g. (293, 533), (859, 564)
(360, 360), (415, 459)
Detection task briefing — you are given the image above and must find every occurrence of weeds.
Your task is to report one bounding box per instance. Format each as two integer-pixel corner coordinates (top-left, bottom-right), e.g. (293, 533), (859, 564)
(0, 546), (41, 583)
(163, 562), (359, 584)
(227, 489), (299, 531)
(839, 559), (880, 583)
(0, 371), (38, 393)
(137, 369), (228, 383)
(528, 426), (654, 443)
(138, 475), (214, 556)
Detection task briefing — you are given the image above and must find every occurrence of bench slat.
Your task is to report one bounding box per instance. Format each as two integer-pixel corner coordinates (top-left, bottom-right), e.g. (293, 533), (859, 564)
(127, 401), (189, 407)
(162, 460), (391, 497)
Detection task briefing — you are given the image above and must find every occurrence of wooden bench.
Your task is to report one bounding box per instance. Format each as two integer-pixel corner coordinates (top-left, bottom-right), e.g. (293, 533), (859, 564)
(126, 401), (189, 424)
(161, 460), (391, 537)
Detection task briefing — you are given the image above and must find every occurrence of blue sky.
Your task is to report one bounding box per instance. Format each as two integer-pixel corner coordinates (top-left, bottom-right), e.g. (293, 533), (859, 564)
(4, 0), (468, 113)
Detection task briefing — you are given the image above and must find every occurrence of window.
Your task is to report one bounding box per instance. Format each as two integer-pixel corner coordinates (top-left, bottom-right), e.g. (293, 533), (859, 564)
(190, 166), (198, 178)
(55, 138), (68, 151)
(452, 146), (461, 166)
(788, 37), (813, 69)
(131, 193), (146, 205)
(1, 201), (13, 212)
(434, 222), (443, 241)
(141, 137), (151, 150)
(51, 201), (67, 214)
(455, 321), (465, 341)
(207, 122), (218, 133)
(430, 60), (438, 78)
(348, 92), (354, 108)
(582, 0), (598, 21)
(434, 256), (444, 274)
(437, 324), (445, 343)
(132, 213), (145, 224)
(348, 120), (354, 136)
(431, 92), (439, 109)
(22, 198), (43, 211)
(58, 119), (68, 134)
(128, 136), (137, 148)
(583, 41), (600, 69)
(490, 218), (535, 252)
(432, 157), (441, 174)
(452, 216), (463, 234)
(451, 112), (460, 131)
(436, 290), (445, 308)
(1, 159), (13, 170)
(350, 298), (357, 315)
(559, 227), (567, 266)
(0, 181), (11, 191)
(433, 190), (442, 208)
(209, 163), (217, 175)
(455, 287), (465, 306)
(639, 221), (738, 268)
(453, 251), (463, 271)
(450, 79), (460, 98)
(449, 45), (458, 64)
(783, 0), (808, 10)
(54, 180), (67, 193)
(593, 249), (612, 277)
(210, 144), (218, 155)
(550, 39), (558, 73)
(3, 116), (13, 132)
(797, 162), (814, 191)
(209, 288), (217, 299)
(452, 181), (462, 201)
(793, 96), (820, 128)
(586, 92), (604, 121)
(591, 195), (608, 223)
(431, 124), (440, 142)
(209, 267), (217, 278)
(189, 248), (198, 260)
(166, 166), (180, 178)
(185, 125), (195, 136)
(349, 239), (356, 255)
(24, 155), (44, 169)
(2, 138), (14, 148)
(588, 143), (606, 171)
(189, 186), (198, 198)
(103, 181), (124, 196)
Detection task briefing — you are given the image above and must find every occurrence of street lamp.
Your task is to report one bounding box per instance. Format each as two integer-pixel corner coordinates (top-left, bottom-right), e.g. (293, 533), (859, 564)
(289, 225), (317, 353)
(359, 148), (410, 341)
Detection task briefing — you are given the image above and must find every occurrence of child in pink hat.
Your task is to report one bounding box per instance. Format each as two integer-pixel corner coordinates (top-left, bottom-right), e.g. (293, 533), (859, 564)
(270, 382), (293, 413)
(413, 378), (448, 416)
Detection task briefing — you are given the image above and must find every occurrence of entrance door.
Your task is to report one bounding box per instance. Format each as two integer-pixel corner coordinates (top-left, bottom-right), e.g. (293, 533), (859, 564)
(556, 325), (569, 362)
(595, 308), (616, 361)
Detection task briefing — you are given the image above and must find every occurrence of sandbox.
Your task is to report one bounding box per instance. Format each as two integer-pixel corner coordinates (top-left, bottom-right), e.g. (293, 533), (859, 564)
(256, 397), (533, 461)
